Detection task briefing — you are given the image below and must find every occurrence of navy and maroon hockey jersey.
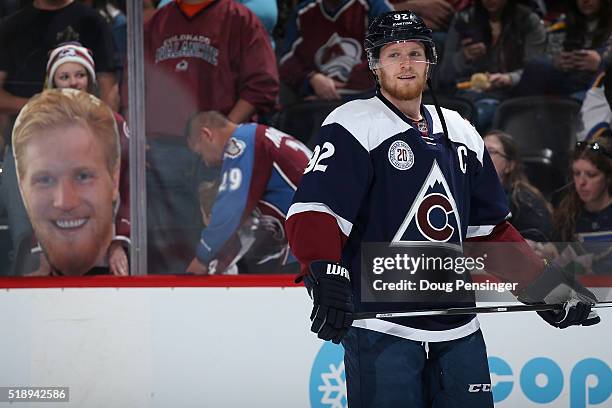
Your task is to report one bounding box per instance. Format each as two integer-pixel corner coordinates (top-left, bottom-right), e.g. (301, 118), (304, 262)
(286, 93), (544, 341)
(196, 124), (311, 268)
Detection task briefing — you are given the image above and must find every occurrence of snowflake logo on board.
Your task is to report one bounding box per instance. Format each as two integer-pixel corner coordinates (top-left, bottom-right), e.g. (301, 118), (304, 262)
(318, 361), (347, 408)
(310, 342), (347, 408)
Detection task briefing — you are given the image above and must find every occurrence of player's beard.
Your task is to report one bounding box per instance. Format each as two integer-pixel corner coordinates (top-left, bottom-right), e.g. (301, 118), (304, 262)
(34, 209), (115, 276)
(378, 66), (427, 101)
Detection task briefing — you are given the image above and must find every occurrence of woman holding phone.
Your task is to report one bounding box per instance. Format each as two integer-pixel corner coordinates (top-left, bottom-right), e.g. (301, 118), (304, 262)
(518, 0), (611, 98)
(438, 0), (546, 131)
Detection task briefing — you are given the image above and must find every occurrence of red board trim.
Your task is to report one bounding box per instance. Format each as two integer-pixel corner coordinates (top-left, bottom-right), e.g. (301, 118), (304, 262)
(0, 274), (610, 289)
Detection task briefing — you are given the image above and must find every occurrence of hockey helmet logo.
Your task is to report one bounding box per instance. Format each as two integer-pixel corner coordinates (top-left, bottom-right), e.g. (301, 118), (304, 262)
(388, 140), (414, 170)
(315, 33), (362, 82)
(392, 160), (462, 244)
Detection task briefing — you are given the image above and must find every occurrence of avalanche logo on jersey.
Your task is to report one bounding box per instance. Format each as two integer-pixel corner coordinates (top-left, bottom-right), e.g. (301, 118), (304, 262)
(392, 160), (462, 245)
(314, 33), (362, 82)
(223, 137), (246, 159)
(175, 59), (189, 72)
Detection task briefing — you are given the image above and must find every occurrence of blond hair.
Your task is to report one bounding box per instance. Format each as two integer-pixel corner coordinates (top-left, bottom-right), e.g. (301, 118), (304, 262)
(12, 88), (119, 180)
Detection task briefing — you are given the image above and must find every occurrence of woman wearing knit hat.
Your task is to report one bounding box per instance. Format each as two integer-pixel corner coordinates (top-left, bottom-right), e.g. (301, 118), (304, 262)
(39, 41), (131, 276)
(45, 42), (98, 92)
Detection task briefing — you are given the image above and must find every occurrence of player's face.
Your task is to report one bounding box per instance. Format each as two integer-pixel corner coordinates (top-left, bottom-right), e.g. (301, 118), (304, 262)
(572, 158), (609, 207)
(377, 41), (428, 102)
(484, 135), (512, 183)
(53, 62), (90, 92)
(188, 128), (223, 167)
(19, 125), (119, 275)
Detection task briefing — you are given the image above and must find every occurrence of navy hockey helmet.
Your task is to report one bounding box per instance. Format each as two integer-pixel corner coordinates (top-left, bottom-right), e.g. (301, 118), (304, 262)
(365, 10), (438, 70)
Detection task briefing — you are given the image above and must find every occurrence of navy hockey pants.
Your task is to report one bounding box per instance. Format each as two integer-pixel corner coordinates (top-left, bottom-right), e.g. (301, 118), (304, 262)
(342, 327), (494, 408)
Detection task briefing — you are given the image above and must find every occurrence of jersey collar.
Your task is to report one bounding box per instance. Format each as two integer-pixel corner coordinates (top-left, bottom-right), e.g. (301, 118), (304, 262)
(375, 90), (435, 139)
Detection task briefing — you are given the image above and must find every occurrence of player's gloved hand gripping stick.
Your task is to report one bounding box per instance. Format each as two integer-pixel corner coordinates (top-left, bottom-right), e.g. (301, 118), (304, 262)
(353, 261), (607, 326)
(517, 260), (600, 328)
(304, 261), (354, 344)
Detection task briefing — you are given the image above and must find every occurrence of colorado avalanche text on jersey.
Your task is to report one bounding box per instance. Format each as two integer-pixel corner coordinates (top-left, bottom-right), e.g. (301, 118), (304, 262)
(196, 124), (311, 266)
(286, 93), (544, 342)
(139, 0), (279, 138)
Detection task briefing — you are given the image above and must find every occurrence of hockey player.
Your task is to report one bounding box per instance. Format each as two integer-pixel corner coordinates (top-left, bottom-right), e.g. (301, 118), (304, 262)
(185, 111), (311, 275)
(286, 10), (599, 407)
(193, 179), (298, 275)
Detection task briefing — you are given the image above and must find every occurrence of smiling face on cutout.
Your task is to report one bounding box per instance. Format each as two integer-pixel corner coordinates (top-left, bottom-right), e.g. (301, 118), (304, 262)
(19, 124), (119, 275)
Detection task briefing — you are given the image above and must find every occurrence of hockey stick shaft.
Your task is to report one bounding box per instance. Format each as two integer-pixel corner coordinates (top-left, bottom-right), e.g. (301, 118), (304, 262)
(354, 302), (612, 320)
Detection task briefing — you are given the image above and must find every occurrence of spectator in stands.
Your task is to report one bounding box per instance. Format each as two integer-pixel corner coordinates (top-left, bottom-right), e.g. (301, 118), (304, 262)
(279, 0), (391, 103)
(390, 0), (467, 33)
(0, 0), (117, 273)
(41, 42), (130, 276)
(158, 0), (278, 47)
(557, 137), (612, 241)
(438, 0), (546, 131)
(578, 65), (612, 141)
(484, 130), (554, 242)
(518, 0), (612, 99)
(185, 111), (309, 275)
(551, 135), (612, 275)
(124, 0), (279, 274)
(12, 89), (123, 276)
(80, 0), (128, 81)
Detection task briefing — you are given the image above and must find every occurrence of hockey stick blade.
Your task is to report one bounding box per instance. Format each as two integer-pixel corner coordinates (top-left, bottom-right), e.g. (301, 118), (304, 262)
(354, 302), (612, 320)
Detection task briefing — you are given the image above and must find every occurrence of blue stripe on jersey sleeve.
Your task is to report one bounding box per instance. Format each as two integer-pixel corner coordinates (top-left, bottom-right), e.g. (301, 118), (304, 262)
(196, 126), (256, 263)
(291, 122), (372, 231)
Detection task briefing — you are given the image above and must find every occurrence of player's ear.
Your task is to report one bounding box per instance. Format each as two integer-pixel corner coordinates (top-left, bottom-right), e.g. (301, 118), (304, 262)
(201, 127), (214, 143)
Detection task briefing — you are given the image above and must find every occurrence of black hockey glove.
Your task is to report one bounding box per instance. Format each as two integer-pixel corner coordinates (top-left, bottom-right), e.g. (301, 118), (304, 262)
(303, 261), (354, 344)
(518, 261), (600, 329)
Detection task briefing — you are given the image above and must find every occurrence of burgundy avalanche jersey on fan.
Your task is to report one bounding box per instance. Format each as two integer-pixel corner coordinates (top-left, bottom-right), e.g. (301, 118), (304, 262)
(196, 124), (311, 265)
(113, 112), (131, 242)
(279, 0), (391, 94)
(287, 94), (511, 341)
(141, 0), (279, 138)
